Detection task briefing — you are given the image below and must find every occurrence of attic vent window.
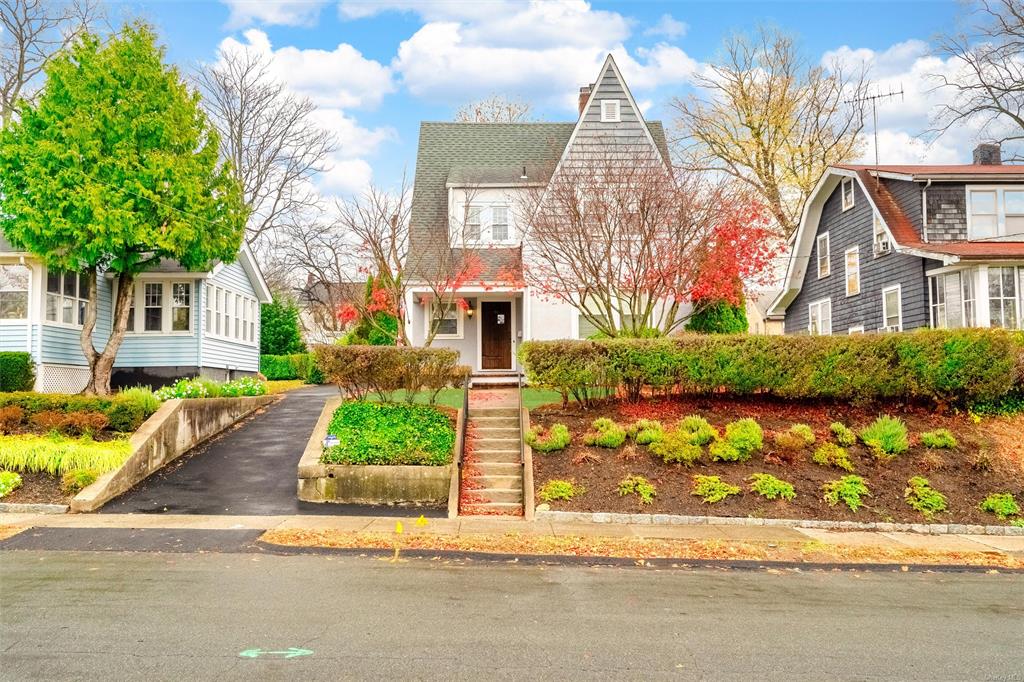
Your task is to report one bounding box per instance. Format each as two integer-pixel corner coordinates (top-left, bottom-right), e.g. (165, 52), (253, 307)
(600, 100), (621, 123)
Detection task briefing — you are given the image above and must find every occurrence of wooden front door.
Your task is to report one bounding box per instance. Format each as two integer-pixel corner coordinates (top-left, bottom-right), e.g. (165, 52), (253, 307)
(480, 301), (512, 370)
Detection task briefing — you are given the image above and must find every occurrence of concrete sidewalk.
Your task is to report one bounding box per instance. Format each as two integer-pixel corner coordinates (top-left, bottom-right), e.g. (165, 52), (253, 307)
(2, 512), (1022, 558)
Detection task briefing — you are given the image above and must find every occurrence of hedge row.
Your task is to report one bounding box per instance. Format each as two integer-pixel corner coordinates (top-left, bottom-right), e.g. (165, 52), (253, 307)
(313, 345), (469, 404)
(260, 353), (322, 383)
(518, 330), (1024, 407)
(0, 352), (35, 392)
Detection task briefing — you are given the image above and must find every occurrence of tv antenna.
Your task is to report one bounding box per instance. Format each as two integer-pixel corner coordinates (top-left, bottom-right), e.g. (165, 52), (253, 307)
(846, 86), (905, 167)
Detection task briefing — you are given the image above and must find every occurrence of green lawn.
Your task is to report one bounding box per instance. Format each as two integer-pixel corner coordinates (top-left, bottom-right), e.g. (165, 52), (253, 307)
(369, 388), (566, 410)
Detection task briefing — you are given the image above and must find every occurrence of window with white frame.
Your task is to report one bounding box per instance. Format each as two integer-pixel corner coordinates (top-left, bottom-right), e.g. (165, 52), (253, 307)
(457, 205), (514, 244)
(968, 187), (1024, 239)
(205, 285), (258, 343)
(429, 301), (462, 338)
(930, 276), (947, 328)
(171, 283), (191, 331)
(249, 300), (256, 342)
(816, 233), (830, 278)
(988, 266), (1019, 329)
(808, 299), (831, 335)
(45, 269), (89, 326)
(881, 285), (902, 332)
(873, 211), (891, 255)
(464, 206), (481, 241)
(600, 100), (621, 123)
(143, 283), (163, 332)
(962, 271), (977, 327)
(0, 265), (29, 320)
(491, 206), (509, 241)
(845, 246), (860, 296)
(841, 177), (855, 211)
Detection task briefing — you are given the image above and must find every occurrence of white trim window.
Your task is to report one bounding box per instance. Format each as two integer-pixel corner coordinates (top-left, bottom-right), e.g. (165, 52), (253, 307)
(962, 271), (977, 327)
(124, 280), (194, 335)
(428, 300), (463, 339)
(967, 187), (1024, 239)
(45, 269), (89, 327)
(845, 246), (860, 296)
(988, 266), (1019, 329)
(171, 283), (191, 332)
(491, 206), (509, 241)
(881, 284), (903, 332)
(841, 177), (855, 211)
(464, 206), (482, 241)
(848, 325), (865, 335)
(816, 233), (831, 278)
(808, 298), (832, 336)
(930, 275), (947, 329)
(143, 282), (164, 332)
(205, 284), (259, 344)
(0, 264), (30, 320)
(600, 100), (621, 123)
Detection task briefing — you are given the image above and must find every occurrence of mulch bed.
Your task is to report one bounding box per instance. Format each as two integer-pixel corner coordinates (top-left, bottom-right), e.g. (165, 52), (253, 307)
(531, 395), (1023, 526)
(2, 472), (71, 506)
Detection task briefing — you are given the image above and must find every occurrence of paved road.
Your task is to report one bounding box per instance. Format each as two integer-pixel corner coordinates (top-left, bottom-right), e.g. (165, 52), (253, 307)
(101, 385), (443, 517)
(2, 549), (1021, 680)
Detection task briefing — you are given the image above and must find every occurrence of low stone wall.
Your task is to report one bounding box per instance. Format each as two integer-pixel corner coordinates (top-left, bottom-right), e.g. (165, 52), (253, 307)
(71, 395), (276, 512)
(298, 398), (454, 505)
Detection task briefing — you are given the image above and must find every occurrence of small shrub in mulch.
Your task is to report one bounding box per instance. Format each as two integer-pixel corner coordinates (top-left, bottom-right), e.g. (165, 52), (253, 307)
(830, 422), (857, 446)
(860, 416), (909, 458)
(904, 476), (947, 518)
(823, 476), (872, 512)
(775, 424), (815, 451)
(584, 418), (626, 448)
(525, 424), (571, 453)
(679, 415), (718, 446)
(0, 470), (22, 498)
(748, 473), (796, 501)
(61, 468), (99, 495)
(921, 429), (957, 449)
(538, 479), (584, 502)
(626, 419), (664, 445)
(618, 475), (656, 504)
(649, 430), (702, 466)
(812, 443), (855, 473)
(691, 475), (740, 504)
(979, 493), (1020, 520)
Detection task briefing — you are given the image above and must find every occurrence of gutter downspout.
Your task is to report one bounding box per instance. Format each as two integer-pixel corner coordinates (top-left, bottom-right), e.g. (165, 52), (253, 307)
(922, 179), (932, 243)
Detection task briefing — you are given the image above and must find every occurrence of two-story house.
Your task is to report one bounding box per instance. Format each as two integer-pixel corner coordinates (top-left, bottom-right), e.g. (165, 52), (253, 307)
(403, 54), (672, 378)
(768, 145), (1024, 334)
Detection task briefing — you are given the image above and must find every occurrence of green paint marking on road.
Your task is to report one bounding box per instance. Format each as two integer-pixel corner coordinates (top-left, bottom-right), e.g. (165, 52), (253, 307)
(239, 647), (313, 659)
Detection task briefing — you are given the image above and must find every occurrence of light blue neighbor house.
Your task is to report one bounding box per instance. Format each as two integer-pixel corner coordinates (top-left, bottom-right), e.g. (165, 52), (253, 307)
(0, 229), (272, 393)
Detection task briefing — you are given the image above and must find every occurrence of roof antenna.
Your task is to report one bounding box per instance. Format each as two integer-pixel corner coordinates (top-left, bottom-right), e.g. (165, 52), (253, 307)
(845, 85), (905, 172)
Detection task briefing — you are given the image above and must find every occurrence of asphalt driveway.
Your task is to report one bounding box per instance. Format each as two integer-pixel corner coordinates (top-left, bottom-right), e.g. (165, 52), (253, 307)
(102, 385), (443, 517)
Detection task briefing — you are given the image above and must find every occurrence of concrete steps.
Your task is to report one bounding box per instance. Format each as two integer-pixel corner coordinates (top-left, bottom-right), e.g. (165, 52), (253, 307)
(463, 405), (524, 515)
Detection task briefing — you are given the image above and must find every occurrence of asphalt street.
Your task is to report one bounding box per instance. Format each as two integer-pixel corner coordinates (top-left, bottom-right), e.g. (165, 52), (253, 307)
(2, 550), (1022, 681)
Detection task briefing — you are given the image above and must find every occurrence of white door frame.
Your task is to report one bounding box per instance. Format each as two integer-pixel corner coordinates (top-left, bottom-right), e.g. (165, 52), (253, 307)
(475, 295), (517, 372)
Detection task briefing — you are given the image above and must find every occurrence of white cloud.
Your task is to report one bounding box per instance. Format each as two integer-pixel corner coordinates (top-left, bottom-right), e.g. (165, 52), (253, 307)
(218, 30), (395, 110)
(823, 39), (979, 163)
(644, 14), (687, 39)
(318, 157), (375, 195)
(222, 0), (328, 28)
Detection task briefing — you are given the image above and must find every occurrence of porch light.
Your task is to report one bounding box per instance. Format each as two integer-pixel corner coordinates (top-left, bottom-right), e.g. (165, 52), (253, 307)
(466, 305), (475, 318)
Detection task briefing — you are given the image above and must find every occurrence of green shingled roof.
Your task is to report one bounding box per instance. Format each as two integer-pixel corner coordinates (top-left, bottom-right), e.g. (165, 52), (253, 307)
(407, 120), (669, 281)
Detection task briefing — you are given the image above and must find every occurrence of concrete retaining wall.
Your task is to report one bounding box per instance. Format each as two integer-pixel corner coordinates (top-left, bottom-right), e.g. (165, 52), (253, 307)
(298, 398), (455, 505)
(71, 395), (276, 512)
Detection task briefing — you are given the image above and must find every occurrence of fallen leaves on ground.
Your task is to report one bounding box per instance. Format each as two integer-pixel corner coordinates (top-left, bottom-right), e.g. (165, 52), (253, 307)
(987, 414), (1024, 474)
(260, 528), (1021, 568)
(0, 525), (26, 541)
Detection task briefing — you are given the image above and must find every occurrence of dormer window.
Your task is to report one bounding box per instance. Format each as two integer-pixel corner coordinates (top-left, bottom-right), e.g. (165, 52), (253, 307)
(455, 204), (514, 245)
(600, 100), (621, 123)
(464, 206), (481, 241)
(968, 187), (1024, 239)
(841, 177), (855, 211)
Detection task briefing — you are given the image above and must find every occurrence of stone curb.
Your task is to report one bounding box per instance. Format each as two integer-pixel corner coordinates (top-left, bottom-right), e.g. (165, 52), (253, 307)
(536, 510), (1024, 536)
(0, 502), (69, 514)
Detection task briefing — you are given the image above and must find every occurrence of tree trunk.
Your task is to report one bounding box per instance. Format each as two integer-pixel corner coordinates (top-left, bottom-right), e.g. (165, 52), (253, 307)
(81, 271), (135, 396)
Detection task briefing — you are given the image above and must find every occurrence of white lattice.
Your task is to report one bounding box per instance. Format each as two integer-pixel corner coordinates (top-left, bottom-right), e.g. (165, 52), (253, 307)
(38, 364), (91, 393)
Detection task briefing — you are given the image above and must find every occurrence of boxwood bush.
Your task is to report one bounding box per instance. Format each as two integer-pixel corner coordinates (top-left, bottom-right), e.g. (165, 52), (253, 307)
(0, 391), (158, 432)
(519, 329), (1023, 407)
(0, 352), (35, 391)
(322, 401), (455, 466)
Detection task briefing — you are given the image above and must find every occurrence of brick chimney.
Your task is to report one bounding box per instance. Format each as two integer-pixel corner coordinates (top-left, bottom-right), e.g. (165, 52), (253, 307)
(578, 85), (592, 116)
(973, 143), (1002, 165)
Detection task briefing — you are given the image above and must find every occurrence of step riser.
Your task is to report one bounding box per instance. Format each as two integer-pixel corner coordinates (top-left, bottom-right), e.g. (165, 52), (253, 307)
(468, 476), (523, 487)
(473, 451), (521, 463)
(476, 489), (523, 504)
(471, 427), (520, 438)
(475, 438), (520, 449)
(473, 463), (522, 475)
(469, 408), (520, 418)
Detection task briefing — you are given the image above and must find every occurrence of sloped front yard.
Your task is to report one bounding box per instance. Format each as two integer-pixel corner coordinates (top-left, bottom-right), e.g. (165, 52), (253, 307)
(530, 396), (1023, 526)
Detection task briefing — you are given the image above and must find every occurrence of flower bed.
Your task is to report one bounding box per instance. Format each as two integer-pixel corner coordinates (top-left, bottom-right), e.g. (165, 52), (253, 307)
(154, 376), (266, 400)
(530, 395), (1023, 526)
(322, 401), (454, 466)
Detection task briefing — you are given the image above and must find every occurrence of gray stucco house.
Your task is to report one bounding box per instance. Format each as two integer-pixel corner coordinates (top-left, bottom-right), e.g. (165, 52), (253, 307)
(0, 229), (272, 392)
(769, 145), (1024, 334)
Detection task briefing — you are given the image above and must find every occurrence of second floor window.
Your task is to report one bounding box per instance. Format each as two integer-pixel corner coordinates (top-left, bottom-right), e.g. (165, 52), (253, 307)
(841, 177), (855, 211)
(458, 205), (513, 244)
(845, 246), (860, 296)
(816, 233), (830, 278)
(968, 187), (1024, 239)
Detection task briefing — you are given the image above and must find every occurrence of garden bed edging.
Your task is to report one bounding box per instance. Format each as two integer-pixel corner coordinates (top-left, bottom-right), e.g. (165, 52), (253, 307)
(70, 395), (276, 513)
(298, 397), (456, 505)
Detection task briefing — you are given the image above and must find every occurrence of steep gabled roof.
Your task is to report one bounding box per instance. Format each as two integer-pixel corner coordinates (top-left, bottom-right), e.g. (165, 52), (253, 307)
(835, 163), (1024, 179)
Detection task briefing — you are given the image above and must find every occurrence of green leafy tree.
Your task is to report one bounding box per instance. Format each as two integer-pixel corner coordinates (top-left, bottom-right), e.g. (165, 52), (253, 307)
(260, 299), (306, 355)
(0, 23), (246, 394)
(686, 297), (749, 334)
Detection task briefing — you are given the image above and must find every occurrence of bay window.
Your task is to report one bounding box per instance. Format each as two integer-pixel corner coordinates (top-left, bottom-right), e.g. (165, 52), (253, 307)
(0, 265), (29, 319)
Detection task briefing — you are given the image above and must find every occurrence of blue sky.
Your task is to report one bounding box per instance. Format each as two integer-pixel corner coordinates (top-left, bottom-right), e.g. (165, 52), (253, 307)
(123, 0), (970, 200)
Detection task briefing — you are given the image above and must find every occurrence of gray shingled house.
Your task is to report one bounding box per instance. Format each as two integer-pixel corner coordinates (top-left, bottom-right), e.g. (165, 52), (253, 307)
(768, 146), (1024, 335)
(403, 54), (671, 379)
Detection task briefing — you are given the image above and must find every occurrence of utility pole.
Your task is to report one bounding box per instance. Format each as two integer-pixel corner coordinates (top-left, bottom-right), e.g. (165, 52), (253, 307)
(846, 86), (905, 166)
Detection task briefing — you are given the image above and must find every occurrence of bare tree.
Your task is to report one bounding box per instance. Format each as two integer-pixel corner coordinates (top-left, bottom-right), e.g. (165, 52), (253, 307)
(520, 146), (777, 337)
(454, 94), (534, 123)
(930, 0), (1024, 161)
(671, 26), (869, 238)
(1, 0), (104, 125)
(195, 48), (336, 246)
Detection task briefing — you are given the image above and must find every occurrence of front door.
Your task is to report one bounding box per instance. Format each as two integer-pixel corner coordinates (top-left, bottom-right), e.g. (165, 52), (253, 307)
(480, 301), (512, 370)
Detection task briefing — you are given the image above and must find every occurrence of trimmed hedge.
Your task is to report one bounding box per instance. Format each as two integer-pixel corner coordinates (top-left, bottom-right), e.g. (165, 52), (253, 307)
(519, 330), (1024, 407)
(0, 352), (35, 392)
(314, 345), (470, 403)
(260, 353), (321, 382)
(0, 392), (159, 432)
